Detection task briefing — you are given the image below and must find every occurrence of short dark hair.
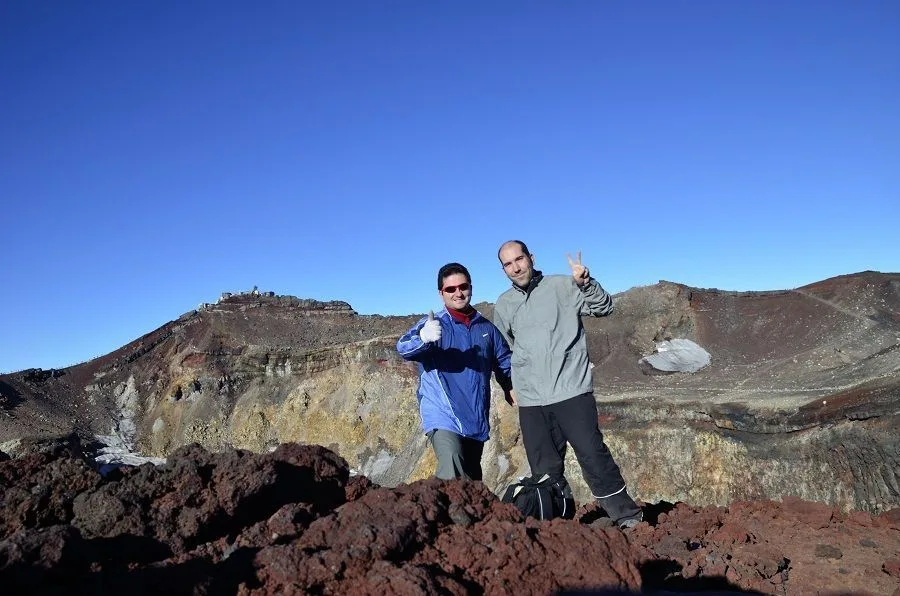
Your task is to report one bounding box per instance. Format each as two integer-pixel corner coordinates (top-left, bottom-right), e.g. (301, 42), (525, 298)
(437, 262), (471, 290)
(498, 240), (530, 261)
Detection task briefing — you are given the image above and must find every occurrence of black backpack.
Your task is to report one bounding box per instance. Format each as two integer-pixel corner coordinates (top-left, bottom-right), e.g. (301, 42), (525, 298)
(502, 474), (575, 520)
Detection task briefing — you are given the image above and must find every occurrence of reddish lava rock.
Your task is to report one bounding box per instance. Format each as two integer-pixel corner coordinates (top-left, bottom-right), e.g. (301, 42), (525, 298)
(1, 442), (898, 595)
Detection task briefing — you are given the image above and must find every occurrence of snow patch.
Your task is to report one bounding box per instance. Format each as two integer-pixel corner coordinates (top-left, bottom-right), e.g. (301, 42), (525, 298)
(93, 375), (166, 475)
(640, 339), (711, 373)
(93, 433), (166, 476)
(496, 453), (510, 476)
(359, 449), (394, 480)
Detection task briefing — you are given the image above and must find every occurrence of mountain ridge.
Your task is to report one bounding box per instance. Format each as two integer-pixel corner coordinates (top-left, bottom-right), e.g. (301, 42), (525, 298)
(1, 270), (898, 514)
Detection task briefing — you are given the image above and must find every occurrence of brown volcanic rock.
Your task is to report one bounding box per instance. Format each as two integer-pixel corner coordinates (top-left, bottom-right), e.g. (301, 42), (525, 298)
(0, 448), (101, 539)
(0, 525), (88, 592)
(0, 442), (354, 594)
(627, 498), (900, 595)
(1, 444), (898, 595)
(585, 271), (900, 396)
(418, 517), (641, 595)
(247, 479), (641, 595)
(0, 444), (643, 595)
(70, 442), (348, 555)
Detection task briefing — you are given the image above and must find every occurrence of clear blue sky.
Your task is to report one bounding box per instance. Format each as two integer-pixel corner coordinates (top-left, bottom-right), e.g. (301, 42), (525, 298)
(2, 1), (898, 373)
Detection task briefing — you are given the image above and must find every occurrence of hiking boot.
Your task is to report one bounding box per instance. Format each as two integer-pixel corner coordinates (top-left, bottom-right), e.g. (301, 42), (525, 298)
(617, 510), (643, 530)
(596, 487), (642, 528)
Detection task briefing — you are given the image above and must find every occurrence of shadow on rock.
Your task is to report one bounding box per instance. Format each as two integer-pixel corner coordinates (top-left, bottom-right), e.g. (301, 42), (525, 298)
(638, 558), (765, 594)
(91, 546), (257, 596)
(0, 380), (24, 411)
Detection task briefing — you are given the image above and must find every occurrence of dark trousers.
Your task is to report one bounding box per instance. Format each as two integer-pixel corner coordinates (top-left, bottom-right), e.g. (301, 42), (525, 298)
(519, 392), (640, 520)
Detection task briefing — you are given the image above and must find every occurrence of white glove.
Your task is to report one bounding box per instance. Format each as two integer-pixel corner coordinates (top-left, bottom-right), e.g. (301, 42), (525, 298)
(419, 311), (442, 343)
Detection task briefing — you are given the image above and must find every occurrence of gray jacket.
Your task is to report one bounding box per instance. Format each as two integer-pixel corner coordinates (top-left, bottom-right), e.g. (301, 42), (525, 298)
(493, 271), (613, 407)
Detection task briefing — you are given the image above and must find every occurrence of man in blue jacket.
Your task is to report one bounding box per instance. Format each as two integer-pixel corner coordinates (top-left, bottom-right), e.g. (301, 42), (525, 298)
(493, 240), (643, 529)
(397, 262), (514, 481)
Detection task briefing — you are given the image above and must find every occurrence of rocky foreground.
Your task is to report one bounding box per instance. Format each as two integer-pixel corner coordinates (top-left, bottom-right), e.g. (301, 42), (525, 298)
(2, 438), (898, 595)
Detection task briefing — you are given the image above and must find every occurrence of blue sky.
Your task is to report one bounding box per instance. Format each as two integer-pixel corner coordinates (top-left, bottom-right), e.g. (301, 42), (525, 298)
(2, 1), (898, 373)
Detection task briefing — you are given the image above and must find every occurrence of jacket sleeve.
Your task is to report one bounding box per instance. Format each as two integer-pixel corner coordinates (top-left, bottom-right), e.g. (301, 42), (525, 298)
(396, 316), (433, 361)
(490, 324), (513, 391)
(575, 277), (614, 317)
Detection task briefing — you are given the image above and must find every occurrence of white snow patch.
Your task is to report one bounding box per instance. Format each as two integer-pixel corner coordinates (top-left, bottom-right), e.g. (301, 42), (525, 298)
(112, 375), (140, 449)
(359, 449), (395, 480)
(496, 453), (510, 476)
(640, 338), (711, 373)
(93, 433), (165, 475)
(93, 376), (166, 474)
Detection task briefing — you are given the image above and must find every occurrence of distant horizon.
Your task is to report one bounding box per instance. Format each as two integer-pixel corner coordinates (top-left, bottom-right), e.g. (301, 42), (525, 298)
(3, 267), (894, 374)
(3, 2), (898, 373)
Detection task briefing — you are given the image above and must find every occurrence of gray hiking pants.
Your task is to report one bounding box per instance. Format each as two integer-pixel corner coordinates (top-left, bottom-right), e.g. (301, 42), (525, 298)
(427, 429), (484, 481)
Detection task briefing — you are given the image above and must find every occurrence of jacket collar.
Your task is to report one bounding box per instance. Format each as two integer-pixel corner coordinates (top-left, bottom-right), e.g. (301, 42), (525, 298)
(439, 307), (483, 323)
(446, 305), (477, 327)
(512, 270), (543, 295)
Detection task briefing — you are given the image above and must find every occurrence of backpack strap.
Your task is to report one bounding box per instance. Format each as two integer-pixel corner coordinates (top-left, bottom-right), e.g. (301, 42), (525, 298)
(535, 485), (554, 520)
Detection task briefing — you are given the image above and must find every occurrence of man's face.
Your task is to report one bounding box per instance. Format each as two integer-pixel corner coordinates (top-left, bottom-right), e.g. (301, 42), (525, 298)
(439, 272), (472, 311)
(499, 244), (535, 288)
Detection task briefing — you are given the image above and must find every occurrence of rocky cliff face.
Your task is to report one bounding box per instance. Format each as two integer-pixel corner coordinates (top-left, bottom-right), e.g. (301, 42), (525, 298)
(1, 273), (898, 514)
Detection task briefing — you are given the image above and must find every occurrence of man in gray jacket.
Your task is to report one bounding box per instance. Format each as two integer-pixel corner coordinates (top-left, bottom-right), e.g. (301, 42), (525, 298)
(493, 240), (642, 529)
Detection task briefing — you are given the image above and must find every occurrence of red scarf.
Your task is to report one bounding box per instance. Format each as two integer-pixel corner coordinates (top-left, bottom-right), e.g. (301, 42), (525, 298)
(447, 306), (476, 328)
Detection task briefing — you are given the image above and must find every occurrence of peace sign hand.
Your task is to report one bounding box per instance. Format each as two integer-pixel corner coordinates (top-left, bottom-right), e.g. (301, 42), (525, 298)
(567, 251), (590, 286)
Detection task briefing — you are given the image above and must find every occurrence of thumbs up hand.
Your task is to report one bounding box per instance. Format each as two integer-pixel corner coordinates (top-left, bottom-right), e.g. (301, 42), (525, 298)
(419, 311), (442, 343)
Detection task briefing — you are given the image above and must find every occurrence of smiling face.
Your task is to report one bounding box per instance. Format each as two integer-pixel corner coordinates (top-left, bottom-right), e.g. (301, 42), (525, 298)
(498, 242), (535, 288)
(439, 272), (472, 311)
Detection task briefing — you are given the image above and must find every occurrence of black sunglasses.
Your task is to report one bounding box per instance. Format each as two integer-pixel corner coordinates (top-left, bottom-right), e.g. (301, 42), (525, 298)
(441, 282), (471, 294)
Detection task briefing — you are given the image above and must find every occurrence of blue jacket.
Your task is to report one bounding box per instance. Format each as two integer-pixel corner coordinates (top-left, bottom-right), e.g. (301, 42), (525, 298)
(397, 309), (512, 442)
